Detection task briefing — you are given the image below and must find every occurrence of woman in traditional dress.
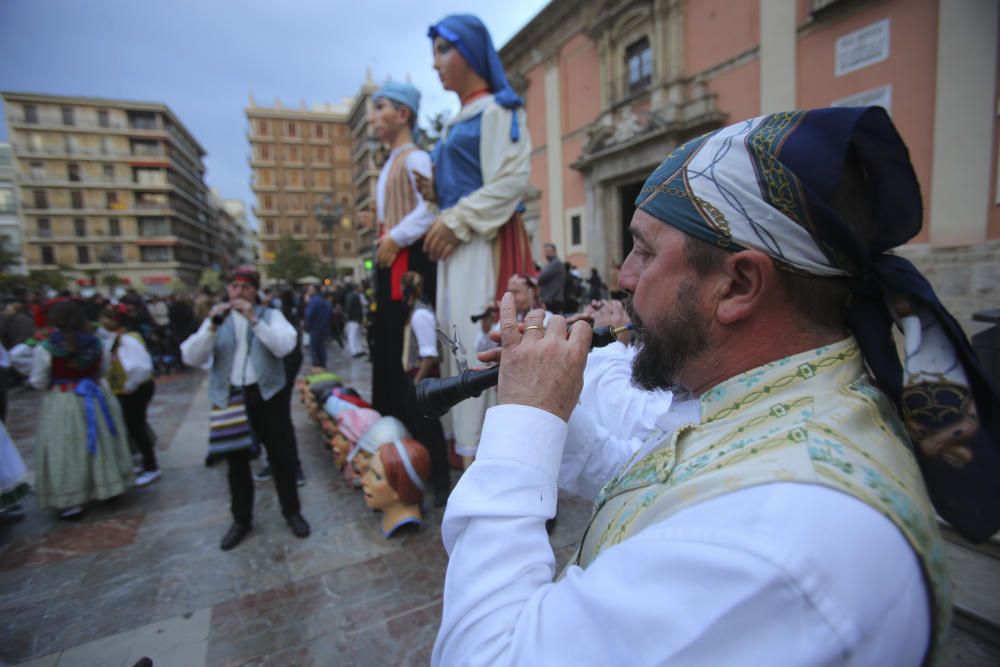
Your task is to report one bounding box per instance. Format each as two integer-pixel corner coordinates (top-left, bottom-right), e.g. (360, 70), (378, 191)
(420, 14), (533, 464)
(30, 300), (132, 519)
(101, 304), (160, 487)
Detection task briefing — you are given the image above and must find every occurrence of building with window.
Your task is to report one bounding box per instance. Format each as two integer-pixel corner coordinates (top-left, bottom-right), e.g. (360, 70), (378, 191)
(1, 91), (220, 292)
(0, 143), (26, 274)
(246, 95), (363, 280)
(223, 198), (258, 268)
(347, 73), (380, 267)
(500, 0), (1000, 332)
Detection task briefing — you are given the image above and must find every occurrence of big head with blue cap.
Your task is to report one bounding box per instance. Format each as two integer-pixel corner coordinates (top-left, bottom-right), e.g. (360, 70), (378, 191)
(629, 106), (1000, 542)
(373, 81), (421, 144)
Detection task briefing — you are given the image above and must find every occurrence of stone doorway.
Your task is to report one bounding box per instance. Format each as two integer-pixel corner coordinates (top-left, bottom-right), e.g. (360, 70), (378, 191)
(617, 181), (644, 263)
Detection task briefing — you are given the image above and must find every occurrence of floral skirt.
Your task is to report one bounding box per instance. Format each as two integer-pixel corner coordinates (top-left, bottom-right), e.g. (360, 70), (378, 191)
(34, 380), (133, 510)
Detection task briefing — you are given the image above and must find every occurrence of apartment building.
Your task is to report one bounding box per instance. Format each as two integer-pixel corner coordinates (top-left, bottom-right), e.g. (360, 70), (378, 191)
(347, 74), (380, 258)
(1, 91), (220, 293)
(0, 143), (25, 274)
(246, 96), (363, 279)
(223, 198), (258, 268)
(500, 0), (1000, 332)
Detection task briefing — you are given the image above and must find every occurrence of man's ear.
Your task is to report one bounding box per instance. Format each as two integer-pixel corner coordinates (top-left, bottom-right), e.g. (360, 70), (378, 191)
(714, 250), (776, 325)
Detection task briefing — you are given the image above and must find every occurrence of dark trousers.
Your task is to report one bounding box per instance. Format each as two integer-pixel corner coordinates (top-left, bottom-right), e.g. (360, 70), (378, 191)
(309, 331), (327, 368)
(403, 374), (450, 495)
(226, 383), (301, 525)
(117, 380), (157, 471)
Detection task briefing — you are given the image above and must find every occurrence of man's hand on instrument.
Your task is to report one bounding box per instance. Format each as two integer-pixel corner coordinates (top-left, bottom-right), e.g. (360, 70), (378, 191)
(376, 235), (402, 268)
(567, 299), (631, 344)
(414, 171), (437, 204)
(494, 292), (590, 422)
(230, 298), (257, 324)
(424, 219), (460, 261)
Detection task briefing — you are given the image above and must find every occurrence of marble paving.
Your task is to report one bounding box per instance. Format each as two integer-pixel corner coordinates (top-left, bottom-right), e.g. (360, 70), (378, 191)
(0, 342), (590, 667)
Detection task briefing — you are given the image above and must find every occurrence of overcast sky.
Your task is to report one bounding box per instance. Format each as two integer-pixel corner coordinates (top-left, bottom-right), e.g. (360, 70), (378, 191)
(0, 0), (549, 229)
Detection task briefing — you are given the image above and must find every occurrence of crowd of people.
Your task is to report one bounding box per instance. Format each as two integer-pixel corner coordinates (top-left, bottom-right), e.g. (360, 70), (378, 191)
(2, 11), (996, 666)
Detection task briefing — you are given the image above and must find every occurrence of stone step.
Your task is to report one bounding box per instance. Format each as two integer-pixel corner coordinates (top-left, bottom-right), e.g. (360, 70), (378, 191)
(939, 520), (1000, 652)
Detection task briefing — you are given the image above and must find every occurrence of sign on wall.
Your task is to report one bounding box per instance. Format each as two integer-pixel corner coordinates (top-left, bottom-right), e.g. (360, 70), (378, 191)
(835, 18), (890, 77)
(831, 84), (893, 114)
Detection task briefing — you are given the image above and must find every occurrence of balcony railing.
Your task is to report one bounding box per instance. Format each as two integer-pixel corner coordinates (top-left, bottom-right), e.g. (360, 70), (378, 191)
(8, 114), (127, 130)
(11, 143), (131, 158)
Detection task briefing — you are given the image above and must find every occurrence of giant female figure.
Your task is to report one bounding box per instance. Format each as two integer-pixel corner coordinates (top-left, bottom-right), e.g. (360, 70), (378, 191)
(421, 14), (533, 463)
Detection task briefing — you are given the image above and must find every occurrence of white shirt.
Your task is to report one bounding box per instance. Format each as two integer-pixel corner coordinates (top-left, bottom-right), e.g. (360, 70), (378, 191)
(411, 306), (438, 359)
(376, 144), (434, 248)
(103, 332), (154, 394)
(577, 341), (678, 446)
(432, 404), (930, 667)
(179, 309), (296, 387)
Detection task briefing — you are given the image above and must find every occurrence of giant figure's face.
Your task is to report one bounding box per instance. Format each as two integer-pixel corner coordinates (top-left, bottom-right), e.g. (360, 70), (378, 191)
(619, 211), (712, 392)
(361, 452), (399, 510)
(432, 36), (470, 94)
(370, 97), (405, 143)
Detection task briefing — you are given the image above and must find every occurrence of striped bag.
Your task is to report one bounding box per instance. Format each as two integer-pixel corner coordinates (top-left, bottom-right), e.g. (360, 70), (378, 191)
(208, 389), (254, 457)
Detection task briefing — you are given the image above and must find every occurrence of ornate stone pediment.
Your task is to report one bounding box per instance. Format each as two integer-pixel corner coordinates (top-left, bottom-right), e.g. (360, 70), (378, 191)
(575, 81), (725, 169)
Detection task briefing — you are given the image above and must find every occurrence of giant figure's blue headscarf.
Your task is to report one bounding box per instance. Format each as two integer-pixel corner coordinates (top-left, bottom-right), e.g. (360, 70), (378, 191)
(428, 14), (523, 141)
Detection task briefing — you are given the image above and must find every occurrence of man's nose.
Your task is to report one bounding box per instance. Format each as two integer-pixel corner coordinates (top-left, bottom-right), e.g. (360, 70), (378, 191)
(618, 258), (638, 294)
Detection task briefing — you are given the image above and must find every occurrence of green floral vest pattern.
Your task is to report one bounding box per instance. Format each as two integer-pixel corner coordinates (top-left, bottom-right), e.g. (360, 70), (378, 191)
(570, 338), (951, 665)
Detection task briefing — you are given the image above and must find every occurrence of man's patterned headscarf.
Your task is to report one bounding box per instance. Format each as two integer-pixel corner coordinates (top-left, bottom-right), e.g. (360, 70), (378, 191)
(637, 107), (1000, 542)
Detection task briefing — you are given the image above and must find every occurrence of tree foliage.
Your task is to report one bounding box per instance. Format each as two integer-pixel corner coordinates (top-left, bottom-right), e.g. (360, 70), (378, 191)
(198, 268), (222, 292)
(27, 266), (71, 291)
(418, 111), (450, 152)
(266, 235), (319, 285)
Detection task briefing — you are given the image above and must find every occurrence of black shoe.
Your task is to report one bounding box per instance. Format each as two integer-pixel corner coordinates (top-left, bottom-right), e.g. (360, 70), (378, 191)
(253, 465), (272, 482)
(58, 506), (85, 521)
(434, 488), (449, 508)
(220, 522), (252, 551)
(286, 513), (311, 538)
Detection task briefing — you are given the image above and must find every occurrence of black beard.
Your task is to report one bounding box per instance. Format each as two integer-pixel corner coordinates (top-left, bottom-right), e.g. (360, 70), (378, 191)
(624, 282), (710, 392)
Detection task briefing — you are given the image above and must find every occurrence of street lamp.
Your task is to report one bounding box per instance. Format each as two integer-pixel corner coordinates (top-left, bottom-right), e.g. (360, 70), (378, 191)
(314, 194), (344, 281)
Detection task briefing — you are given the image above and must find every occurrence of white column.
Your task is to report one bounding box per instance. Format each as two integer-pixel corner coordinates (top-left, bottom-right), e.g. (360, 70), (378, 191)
(759, 0), (797, 113)
(928, 0), (999, 245)
(544, 59), (566, 254)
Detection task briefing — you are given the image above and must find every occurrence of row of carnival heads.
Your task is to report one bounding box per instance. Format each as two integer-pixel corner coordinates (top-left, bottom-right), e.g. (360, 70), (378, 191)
(297, 369), (431, 539)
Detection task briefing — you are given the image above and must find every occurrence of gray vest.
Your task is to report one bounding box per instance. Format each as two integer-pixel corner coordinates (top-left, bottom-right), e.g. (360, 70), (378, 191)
(208, 305), (287, 408)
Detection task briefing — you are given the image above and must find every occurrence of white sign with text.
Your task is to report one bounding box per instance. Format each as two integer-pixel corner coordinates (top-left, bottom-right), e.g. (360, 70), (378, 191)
(836, 18), (890, 77)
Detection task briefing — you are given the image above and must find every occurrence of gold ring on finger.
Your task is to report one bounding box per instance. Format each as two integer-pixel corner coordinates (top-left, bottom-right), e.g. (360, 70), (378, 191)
(524, 325), (544, 334)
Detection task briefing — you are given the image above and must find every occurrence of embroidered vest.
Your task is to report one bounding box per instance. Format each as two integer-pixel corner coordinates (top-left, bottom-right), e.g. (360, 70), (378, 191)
(382, 146), (419, 233)
(570, 340), (951, 665)
(208, 306), (286, 408)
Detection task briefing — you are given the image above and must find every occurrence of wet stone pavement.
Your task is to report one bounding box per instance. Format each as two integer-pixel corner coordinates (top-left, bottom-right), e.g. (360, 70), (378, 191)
(0, 343), (591, 667)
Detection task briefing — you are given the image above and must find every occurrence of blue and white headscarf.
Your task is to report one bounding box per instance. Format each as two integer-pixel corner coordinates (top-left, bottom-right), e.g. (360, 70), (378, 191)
(637, 107), (1000, 543)
(428, 14), (523, 141)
